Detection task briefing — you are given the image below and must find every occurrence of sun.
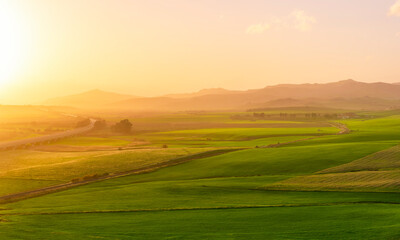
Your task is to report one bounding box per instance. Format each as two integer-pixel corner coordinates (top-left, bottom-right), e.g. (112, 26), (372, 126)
(0, 1), (28, 88)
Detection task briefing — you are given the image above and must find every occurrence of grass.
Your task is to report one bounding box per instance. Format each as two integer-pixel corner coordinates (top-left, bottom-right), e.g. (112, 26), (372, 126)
(267, 143), (400, 192)
(3, 111), (400, 239)
(0, 148), (208, 181)
(148, 126), (337, 141)
(142, 135), (314, 148)
(0, 179), (61, 196)
(319, 145), (400, 173)
(0, 106), (76, 142)
(0, 148), (208, 195)
(3, 204), (400, 240)
(113, 141), (397, 182)
(140, 125), (338, 147)
(268, 170), (400, 192)
(4, 175), (400, 215)
(290, 116), (400, 147)
(51, 136), (131, 147)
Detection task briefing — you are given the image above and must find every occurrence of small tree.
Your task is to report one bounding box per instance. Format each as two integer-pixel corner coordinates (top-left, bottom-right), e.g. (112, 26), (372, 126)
(112, 119), (132, 134)
(93, 119), (107, 130)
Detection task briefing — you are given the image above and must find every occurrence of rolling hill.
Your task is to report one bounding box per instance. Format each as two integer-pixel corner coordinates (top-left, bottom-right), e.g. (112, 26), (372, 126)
(164, 88), (238, 98)
(112, 80), (400, 111)
(44, 80), (400, 111)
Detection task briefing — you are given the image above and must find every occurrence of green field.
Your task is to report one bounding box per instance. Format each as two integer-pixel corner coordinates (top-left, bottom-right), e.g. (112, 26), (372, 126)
(0, 148), (209, 195)
(3, 204), (400, 240)
(2, 110), (400, 239)
(0, 106), (77, 142)
(51, 136), (132, 147)
(267, 142), (400, 192)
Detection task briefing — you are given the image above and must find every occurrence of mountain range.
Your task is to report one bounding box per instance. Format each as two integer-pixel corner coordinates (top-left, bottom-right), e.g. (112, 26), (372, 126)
(44, 80), (400, 111)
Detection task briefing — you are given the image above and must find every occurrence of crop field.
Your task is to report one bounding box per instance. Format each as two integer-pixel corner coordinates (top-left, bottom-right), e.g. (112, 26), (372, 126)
(0, 148), (209, 196)
(50, 136), (132, 147)
(3, 205), (400, 240)
(0, 106), (77, 142)
(2, 110), (400, 239)
(269, 170), (400, 192)
(267, 142), (400, 192)
(319, 145), (400, 173)
(147, 126), (336, 140)
(138, 122), (337, 148)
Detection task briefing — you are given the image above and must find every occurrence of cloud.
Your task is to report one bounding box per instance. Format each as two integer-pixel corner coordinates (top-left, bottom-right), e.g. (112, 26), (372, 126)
(389, 0), (400, 16)
(245, 10), (316, 34)
(246, 23), (271, 34)
(291, 10), (316, 32)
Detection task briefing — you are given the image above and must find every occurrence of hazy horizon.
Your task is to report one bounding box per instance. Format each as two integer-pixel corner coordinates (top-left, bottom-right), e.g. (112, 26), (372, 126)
(4, 2), (400, 238)
(2, 0), (400, 104)
(3, 78), (400, 106)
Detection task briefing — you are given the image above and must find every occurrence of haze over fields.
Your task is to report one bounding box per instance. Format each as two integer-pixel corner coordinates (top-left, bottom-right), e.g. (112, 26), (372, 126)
(4, 1), (400, 239)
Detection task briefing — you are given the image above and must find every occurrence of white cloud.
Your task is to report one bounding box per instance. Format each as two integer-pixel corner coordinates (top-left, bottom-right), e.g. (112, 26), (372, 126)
(389, 0), (400, 16)
(246, 23), (271, 34)
(245, 10), (316, 34)
(291, 10), (316, 32)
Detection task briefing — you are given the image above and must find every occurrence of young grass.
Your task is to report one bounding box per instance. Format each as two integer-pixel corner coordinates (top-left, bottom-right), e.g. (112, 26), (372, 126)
(50, 136), (131, 147)
(0, 148), (208, 182)
(3, 112), (400, 239)
(268, 170), (400, 192)
(0, 178), (61, 196)
(319, 145), (400, 174)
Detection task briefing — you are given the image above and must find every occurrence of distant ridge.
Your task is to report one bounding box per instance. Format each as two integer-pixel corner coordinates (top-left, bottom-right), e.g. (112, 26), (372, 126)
(44, 89), (136, 108)
(164, 88), (239, 98)
(112, 79), (400, 111)
(45, 80), (400, 111)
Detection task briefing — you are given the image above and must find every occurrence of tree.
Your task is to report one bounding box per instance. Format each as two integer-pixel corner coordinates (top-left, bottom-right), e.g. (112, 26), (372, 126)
(93, 119), (107, 130)
(112, 119), (132, 134)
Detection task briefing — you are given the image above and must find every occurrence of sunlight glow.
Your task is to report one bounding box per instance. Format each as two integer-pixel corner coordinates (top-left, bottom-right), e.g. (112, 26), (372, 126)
(0, 1), (28, 88)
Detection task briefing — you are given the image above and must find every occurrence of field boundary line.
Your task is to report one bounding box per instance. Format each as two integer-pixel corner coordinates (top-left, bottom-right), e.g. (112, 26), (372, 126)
(2, 201), (400, 217)
(0, 148), (243, 204)
(260, 121), (349, 148)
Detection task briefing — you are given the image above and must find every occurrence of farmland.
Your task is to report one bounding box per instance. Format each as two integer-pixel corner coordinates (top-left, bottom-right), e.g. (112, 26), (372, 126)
(1, 109), (400, 239)
(0, 106), (77, 143)
(5, 1), (400, 238)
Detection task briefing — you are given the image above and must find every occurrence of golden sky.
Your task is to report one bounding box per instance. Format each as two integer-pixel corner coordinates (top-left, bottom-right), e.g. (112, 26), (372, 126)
(1, 0), (400, 104)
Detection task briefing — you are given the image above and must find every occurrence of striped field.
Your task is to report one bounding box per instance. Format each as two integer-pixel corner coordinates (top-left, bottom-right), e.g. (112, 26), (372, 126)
(267, 144), (400, 192)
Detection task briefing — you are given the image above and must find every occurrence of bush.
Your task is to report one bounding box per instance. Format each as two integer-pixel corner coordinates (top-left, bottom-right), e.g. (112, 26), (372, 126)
(111, 119), (132, 134)
(93, 119), (107, 130)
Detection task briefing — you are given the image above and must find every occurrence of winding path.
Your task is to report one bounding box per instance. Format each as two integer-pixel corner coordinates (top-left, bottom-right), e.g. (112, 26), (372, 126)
(261, 121), (350, 148)
(0, 119), (97, 151)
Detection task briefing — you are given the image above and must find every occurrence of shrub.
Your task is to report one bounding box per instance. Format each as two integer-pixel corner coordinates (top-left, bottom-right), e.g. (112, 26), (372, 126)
(111, 119), (132, 134)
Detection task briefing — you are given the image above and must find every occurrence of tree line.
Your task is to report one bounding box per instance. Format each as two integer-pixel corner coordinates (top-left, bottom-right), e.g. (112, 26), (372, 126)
(231, 112), (357, 120)
(75, 118), (133, 134)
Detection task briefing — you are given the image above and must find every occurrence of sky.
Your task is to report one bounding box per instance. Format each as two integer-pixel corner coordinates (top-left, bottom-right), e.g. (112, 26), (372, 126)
(1, 0), (400, 104)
